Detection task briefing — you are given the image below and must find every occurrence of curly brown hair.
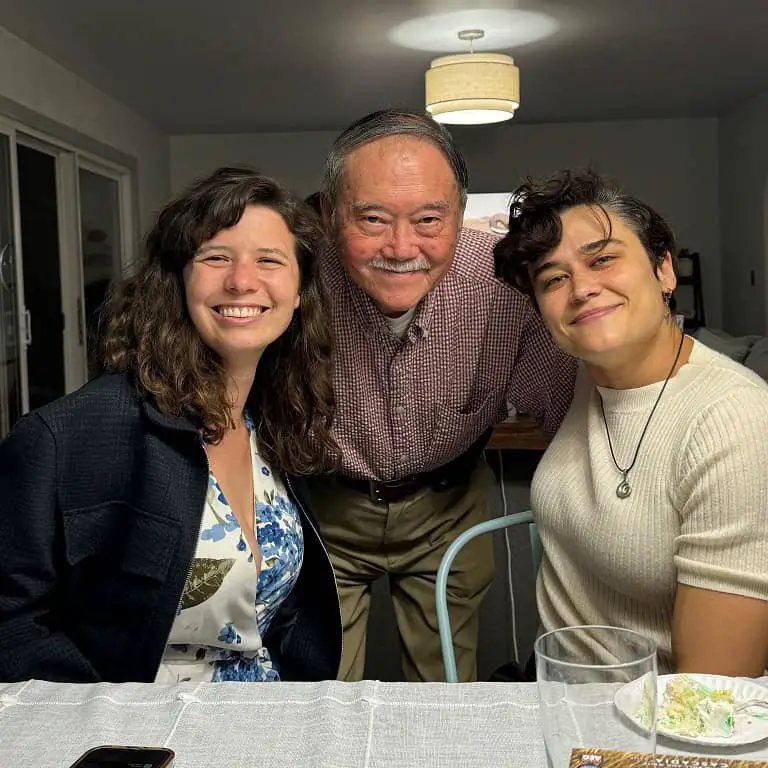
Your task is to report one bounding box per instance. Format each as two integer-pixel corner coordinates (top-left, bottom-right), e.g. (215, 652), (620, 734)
(100, 166), (339, 475)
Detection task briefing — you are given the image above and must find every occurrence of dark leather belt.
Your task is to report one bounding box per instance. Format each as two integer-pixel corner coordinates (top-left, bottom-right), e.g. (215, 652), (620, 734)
(336, 428), (493, 504)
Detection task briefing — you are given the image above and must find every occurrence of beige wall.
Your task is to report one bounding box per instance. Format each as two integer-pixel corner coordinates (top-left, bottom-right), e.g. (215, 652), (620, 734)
(170, 130), (336, 198)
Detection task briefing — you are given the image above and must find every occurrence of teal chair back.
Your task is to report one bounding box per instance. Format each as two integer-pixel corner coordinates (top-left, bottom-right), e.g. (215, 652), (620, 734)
(436, 510), (542, 683)
(528, 517), (542, 576)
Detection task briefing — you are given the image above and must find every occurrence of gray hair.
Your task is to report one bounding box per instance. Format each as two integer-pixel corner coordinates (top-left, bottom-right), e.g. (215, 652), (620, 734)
(321, 108), (469, 214)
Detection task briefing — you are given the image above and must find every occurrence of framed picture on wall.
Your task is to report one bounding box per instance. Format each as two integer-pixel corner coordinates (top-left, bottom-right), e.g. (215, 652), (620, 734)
(463, 192), (513, 235)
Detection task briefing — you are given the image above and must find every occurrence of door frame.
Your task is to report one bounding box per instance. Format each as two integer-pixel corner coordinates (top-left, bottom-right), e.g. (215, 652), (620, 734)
(764, 181), (768, 336)
(0, 116), (30, 419)
(16, 132), (84, 394)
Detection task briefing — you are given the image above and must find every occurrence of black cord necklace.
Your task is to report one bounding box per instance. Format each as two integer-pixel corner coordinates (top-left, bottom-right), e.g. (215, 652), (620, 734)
(598, 329), (686, 500)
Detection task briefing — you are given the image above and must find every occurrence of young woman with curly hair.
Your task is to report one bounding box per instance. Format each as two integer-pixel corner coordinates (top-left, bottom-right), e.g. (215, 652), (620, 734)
(0, 167), (342, 684)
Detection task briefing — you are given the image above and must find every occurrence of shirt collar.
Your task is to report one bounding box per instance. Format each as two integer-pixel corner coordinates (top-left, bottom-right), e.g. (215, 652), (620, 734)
(326, 246), (439, 340)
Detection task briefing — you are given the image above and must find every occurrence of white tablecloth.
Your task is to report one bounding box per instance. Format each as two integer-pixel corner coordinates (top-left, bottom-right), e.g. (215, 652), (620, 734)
(1, 679), (768, 768)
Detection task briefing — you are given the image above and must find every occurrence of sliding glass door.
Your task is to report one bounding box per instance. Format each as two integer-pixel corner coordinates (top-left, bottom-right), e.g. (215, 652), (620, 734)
(0, 119), (133, 439)
(16, 139), (67, 410)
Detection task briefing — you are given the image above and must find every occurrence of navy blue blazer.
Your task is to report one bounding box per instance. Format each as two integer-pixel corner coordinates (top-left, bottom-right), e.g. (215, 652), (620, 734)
(0, 373), (341, 683)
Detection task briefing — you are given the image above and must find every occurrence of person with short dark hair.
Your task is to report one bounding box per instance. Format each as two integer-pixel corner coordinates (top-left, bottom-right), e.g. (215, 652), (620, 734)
(495, 169), (768, 675)
(309, 108), (576, 682)
(0, 167), (342, 683)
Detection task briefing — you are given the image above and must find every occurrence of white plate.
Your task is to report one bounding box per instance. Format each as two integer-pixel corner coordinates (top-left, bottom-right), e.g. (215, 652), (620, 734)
(614, 674), (768, 747)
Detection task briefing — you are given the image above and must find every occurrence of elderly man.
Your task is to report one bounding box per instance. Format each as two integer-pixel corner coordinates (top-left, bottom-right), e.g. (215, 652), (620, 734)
(311, 108), (576, 683)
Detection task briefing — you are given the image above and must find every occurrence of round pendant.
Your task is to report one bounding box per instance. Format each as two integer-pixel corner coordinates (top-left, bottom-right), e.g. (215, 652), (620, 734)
(616, 480), (631, 499)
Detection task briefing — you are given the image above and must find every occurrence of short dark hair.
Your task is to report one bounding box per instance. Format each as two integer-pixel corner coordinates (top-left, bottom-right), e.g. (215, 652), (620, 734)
(494, 169), (677, 296)
(321, 108), (469, 214)
(100, 166), (339, 474)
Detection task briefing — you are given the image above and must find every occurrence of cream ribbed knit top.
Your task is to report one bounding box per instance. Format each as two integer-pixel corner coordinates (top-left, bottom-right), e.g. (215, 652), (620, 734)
(534, 339), (768, 672)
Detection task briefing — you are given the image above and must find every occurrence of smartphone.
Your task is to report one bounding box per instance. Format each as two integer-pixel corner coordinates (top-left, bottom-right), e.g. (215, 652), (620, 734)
(67, 745), (175, 768)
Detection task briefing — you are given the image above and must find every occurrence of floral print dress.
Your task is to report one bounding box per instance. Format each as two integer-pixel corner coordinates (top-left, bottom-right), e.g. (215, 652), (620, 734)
(155, 413), (303, 683)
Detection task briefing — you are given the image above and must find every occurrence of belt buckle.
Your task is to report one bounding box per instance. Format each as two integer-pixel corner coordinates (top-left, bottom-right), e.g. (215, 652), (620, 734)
(368, 479), (386, 504)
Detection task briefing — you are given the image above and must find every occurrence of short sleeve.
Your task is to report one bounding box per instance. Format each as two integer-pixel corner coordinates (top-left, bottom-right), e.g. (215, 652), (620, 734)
(674, 386), (768, 601)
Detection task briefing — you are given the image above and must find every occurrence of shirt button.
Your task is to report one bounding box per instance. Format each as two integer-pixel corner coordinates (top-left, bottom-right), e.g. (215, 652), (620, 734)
(394, 405), (405, 416)
(398, 454), (408, 464)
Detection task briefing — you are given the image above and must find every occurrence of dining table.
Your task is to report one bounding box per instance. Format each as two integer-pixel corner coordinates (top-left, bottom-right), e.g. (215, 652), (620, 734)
(2, 678), (768, 767)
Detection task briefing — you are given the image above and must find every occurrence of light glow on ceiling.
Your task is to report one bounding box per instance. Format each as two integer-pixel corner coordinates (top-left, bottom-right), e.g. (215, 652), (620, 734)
(388, 9), (558, 53)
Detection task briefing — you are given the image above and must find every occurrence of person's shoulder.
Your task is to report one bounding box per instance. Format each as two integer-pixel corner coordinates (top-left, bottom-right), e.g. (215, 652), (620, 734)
(451, 227), (532, 304)
(681, 340), (768, 445)
(0, 374), (142, 460)
(688, 339), (768, 396)
(35, 373), (142, 435)
(452, 227), (497, 279)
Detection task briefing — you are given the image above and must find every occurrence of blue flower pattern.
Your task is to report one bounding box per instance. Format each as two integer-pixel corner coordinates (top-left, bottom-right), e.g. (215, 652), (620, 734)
(156, 410), (303, 684)
(217, 622), (242, 645)
(253, 495), (303, 632)
(200, 498), (240, 542)
(212, 650), (280, 682)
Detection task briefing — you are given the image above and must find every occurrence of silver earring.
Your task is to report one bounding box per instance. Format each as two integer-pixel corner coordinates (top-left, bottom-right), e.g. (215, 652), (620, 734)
(662, 291), (673, 321)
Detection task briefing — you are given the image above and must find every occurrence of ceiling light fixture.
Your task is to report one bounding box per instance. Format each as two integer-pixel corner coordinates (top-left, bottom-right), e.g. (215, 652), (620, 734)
(425, 29), (519, 125)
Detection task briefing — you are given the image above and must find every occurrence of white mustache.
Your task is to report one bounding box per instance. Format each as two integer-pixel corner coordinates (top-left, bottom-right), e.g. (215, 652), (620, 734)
(369, 255), (431, 273)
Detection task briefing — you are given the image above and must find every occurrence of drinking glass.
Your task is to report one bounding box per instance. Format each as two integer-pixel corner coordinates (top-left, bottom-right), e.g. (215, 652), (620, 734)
(534, 625), (657, 768)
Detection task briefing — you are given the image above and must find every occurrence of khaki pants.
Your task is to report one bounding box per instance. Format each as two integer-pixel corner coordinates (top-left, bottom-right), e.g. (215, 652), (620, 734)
(308, 463), (495, 682)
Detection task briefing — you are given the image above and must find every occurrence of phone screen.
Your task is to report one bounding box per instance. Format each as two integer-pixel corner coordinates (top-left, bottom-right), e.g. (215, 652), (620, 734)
(68, 745), (175, 768)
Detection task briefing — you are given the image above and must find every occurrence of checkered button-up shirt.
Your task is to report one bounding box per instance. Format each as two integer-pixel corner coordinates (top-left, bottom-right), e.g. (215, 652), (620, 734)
(324, 227), (577, 481)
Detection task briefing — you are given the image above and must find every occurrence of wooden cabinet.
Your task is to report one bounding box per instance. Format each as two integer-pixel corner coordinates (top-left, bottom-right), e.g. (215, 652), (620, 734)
(488, 414), (549, 451)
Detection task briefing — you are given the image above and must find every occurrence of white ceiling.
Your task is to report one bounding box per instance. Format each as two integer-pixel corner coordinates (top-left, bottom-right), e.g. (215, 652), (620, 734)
(0, 0), (767, 134)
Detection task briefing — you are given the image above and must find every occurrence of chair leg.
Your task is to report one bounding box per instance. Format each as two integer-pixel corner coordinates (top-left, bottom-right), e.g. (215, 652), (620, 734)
(436, 511), (534, 682)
